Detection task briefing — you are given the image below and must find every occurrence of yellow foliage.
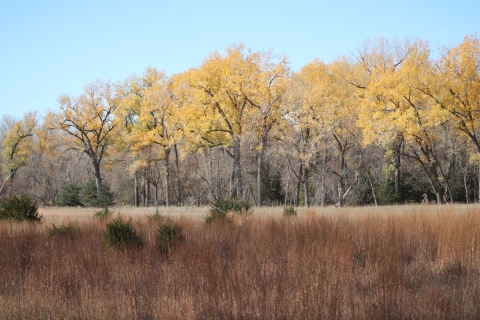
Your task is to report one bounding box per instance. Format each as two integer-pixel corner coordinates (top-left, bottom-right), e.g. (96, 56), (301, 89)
(1, 112), (37, 175)
(45, 80), (118, 186)
(173, 44), (291, 153)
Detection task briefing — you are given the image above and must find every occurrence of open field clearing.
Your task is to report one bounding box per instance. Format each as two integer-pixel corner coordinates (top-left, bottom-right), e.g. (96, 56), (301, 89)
(38, 203), (480, 222)
(2, 204), (480, 319)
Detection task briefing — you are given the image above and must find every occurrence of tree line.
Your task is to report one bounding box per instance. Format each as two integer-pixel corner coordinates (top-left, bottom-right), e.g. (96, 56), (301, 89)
(1, 34), (480, 206)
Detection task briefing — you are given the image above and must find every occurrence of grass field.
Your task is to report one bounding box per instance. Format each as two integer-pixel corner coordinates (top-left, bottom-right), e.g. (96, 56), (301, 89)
(1, 204), (480, 319)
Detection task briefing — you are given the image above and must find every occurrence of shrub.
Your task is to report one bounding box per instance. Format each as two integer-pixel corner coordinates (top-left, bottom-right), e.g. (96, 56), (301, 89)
(147, 209), (166, 222)
(81, 180), (114, 207)
(157, 218), (184, 254)
(283, 205), (297, 217)
(102, 218), (143, 250)
(93, 206), (113, 222)
(57, 182), (83, 207)
(49, 222), (79, 238)
(0, 194), (42, 222)
(206, 198), (253, 224)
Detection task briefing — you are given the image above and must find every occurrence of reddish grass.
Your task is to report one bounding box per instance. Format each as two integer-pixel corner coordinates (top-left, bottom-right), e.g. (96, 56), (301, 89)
(1, 205), (480, 318)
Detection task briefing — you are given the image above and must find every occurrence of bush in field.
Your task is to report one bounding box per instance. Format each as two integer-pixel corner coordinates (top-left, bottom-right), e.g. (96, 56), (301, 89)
(102, 218), (143, 250)
(0, 194), (42, 222)
(157, 217), (184, 254)
(81, 180), (114, 207)
(57, 182), (83, 207)
(49, 222), (79, 238)
(147, 209), (165, 222)
(283, 205), (297, 217)
(93, 206), (113, 222)
(206, 198), (253, 224)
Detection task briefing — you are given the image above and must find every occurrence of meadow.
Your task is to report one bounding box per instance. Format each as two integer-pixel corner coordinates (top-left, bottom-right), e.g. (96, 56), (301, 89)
(1, 204), (480, 319)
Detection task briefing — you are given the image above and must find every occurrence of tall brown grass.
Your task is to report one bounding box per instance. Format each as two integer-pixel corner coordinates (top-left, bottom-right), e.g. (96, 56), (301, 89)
(1, 205), (480, 319)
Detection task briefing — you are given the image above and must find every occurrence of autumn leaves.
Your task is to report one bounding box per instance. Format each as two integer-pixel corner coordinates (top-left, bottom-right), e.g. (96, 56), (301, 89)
(2, 35), (479, 205)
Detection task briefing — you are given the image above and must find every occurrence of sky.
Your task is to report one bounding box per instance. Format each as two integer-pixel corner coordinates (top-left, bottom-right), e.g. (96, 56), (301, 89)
(1, 0), (479, 121)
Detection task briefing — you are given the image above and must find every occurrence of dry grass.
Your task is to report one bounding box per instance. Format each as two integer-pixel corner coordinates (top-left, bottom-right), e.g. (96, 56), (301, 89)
(2, 204), (480, 319)
(38, 206), (211, 223)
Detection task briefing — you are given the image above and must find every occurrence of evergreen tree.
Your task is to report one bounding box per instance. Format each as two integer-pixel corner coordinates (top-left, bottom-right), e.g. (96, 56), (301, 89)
(80, 180), (114, 207)
(57, 182), (82, 207)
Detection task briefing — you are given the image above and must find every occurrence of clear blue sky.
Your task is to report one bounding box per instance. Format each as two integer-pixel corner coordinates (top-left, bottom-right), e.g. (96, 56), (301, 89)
(1, 0), (479, 120)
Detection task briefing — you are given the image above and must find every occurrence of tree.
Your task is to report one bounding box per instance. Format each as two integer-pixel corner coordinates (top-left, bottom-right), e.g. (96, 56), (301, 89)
(80, 180), (114, 207)
(424, 34), (480, 153)
(418, 34), (480, 201)
(284, 60), (331, 207)
(46, 80), (117, 195)
(117, 68), (179, 206)
(284, 59), (361, 207)
(57, 182), (82, 207)
(174, 44), (260, 199)
(242, 50), (291, 206)
(0, 112), (37, 196)
(354, 38), (453, 204)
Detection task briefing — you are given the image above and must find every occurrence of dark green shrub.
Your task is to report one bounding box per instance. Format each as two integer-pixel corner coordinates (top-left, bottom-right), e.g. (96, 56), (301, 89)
(229, 199), (253, 214)
(81, 180), (114, 207)
(157, 218), (184, 254)
(206, 198), (253, 224)
(0, 195), (42, 222)
(49, 222), (79, 238)
(376, 172), (426, 205)
(283, 205), (297, 217)
(206, 199), (232, 224)
(57, 182), (83, 207)
(260, 168), (285, 205)
(93, 206), (113, 222)
(102, 218), (143, 250)
(147, 209), (165, 222)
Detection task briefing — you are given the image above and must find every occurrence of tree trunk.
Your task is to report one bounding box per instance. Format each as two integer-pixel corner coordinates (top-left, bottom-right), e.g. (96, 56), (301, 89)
(303, 166), (310, 207)
(464, 174), (470, 204)
(144, 175), (150, 207)
(142, 169), (149, 207)
(333, 134), (348, 207)
(174, 144), (182, 205)
(257, 124), (269, 207)
(421, 148), (446, 204)
(92, 159), (102, 195)
(0, 172), (13, 197)
(366, 170), (378, 207)
(425, 165), (445, 204)
(434, 189), (445, 204)
(394, 142), (402, 202)
(419, 158), (445, 204)
(231, 137), (242, 199)
(338, 179), (345, 208)
(295, 163), (303, 207)
(256, 146), (265, 206)
(458, 161), (470, 203)
(284, 175), (289, 206)
(134, 172), (139, 207)
(165, 148), (170, 207)
(478, 164), (480, 204)
(320, 139), (327, 207)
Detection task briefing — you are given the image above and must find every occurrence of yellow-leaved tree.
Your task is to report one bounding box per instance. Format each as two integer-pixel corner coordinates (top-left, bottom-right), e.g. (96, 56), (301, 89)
(117, 67), (179, 206)
(174, 44), (264, 199)
(241, 50), (291, 205)
(46, 80), (117, 195)
(0, 112), (38, 196)
(354, 38), (454, 203)
(288, 59), (363, 207)
(284, 60), (333, 207)
(422, 34), (480, 153)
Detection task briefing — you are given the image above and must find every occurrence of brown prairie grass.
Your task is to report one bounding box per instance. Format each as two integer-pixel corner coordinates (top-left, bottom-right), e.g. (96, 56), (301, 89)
(1, 204), (480, 319)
